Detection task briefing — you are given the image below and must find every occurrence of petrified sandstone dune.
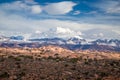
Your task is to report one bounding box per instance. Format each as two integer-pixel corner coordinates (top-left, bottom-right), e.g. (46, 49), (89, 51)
(0, 45), (120, 59)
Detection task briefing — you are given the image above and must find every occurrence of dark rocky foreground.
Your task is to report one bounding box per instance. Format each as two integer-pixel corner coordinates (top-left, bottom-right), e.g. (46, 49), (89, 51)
(0, 55), (120, 80)
(0, 47), (120, 80)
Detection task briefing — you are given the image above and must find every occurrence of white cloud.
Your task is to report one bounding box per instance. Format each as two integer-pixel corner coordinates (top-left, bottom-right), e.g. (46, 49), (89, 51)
(83, 28), (120, 40)
(93, 33), (104, 37)
(24, 0), (38, 5)
(0, 1), (77, 15)
(0, 1), (42, 14)
(85, 11), (97, 14)
(105, 1), (120, 14)
(31, 5), (42, 14)
(41, 27), (83, 39)
(56, 27), (74, 34)
(0, 0), (120, 38)
(73, 10), (81, 15)
(107, 7), (120, 14)
(99, 33), (104, 37)
(1, 1), (30, 12)
(43, 1), (77, 15)
(94, 0), (120, 14)
(0, 11), (120, 39)
(0, 12), (119, 34)
(35, 30), (41, 34)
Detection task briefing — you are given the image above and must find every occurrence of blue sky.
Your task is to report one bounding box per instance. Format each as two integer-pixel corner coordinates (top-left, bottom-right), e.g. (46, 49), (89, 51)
(0, 0), (120, 38)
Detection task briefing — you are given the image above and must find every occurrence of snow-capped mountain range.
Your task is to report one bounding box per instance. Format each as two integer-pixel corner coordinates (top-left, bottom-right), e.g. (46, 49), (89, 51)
(0, 27), (120, 52)
(0, 35), (120, 52)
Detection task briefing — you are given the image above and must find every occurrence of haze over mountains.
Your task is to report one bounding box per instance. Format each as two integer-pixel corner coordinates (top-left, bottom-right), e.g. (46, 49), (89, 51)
(0, 27), (120, 40)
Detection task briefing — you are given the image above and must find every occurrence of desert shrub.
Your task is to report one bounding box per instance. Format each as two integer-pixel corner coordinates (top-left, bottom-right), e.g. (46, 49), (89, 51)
(40, 76), (46, 79)
(78, 56), (83, 60)
(96, 78), (102, 80)
(64, 64), (69, 67)
(15, 62), (21, 68)
(54, 57), (61, 62)
(14, 57), (21, 61)
(47, 56), (63, 62)
(0, 72), (9, 78)
(16, 71), (25, 79)
(54, 53), (59, 56)
(24, 55), (33, 59)
(77, 76), (81, 79)
(70, 58), (78, 63)
(88, 58), (93, 62)
(19, 55), (33, 59)
(83, 72), (89, 76)
(37, 55), (41, 57)
(8, 56), (21, 61)
(47, 56), (53, 59)
(99, 72), (108, 77)
(70, 67), (76, 70)
(84, 61), (89, 65)
(0, 57), (5, 62)
(8, 55), (14, 59)
(19, 72), (25, 77)
(84, 59), (89, 65)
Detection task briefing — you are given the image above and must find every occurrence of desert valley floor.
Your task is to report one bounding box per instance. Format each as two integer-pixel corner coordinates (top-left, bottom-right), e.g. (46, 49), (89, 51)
(0, 46), (120, 80)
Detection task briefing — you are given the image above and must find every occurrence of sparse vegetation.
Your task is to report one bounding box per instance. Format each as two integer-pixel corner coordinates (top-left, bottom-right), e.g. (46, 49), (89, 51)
(0, 72), (9, 78)
(0, 47), (120, 80)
